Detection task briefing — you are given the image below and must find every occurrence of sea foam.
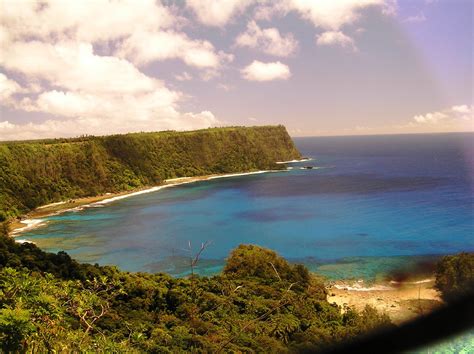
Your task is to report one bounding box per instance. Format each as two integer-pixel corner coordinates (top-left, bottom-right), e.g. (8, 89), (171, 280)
(11, 219), (46, 235)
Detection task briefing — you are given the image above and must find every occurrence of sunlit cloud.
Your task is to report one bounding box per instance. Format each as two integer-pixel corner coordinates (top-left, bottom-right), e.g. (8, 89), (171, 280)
(0, 0), (471, 139)
(241, 60), (291, 81)
(175, 71), (193, 81)
(186, 0), (253, 27)
(412, 105), (473, 125)
(254, 0), (395, 30)
(316, 31), (357, 51)
(116, 30), (233, 69)
(403, 13), (427, 23)
(235, 20), (298, 57)
(0, 1), (226, 140)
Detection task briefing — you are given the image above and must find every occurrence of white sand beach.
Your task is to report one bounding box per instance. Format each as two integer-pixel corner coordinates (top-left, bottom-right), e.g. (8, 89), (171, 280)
(10, 170), (280, 238)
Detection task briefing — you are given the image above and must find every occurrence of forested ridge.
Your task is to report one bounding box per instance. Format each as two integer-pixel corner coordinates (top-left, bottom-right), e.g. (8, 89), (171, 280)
(0, 125), (301, 220)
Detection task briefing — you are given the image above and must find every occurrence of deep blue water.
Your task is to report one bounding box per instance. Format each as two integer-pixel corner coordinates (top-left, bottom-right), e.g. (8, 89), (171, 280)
(19, 133), (474, 280)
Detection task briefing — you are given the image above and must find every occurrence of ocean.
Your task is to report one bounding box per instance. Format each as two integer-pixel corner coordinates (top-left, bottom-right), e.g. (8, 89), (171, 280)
(18, 133), (474, 282)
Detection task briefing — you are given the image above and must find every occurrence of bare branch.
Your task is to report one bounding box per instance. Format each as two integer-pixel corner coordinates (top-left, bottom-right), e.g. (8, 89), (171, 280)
(233, 285), (243, 293)
(269, 262), (282, 281)
(189, 240), (211, 277)
(192, 240), (211, 267)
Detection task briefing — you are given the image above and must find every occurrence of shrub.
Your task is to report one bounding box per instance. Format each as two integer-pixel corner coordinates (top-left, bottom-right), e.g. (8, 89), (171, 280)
(223, 244), (311, 291)
(435, 253), (474, 301)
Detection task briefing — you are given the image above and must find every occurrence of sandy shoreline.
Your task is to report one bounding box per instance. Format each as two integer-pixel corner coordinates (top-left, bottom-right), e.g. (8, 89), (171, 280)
(326, 278), (443, 324)
(10, 170), (280, 237)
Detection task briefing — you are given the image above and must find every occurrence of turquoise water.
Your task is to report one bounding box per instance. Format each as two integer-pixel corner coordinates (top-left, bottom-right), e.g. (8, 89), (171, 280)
(19, 133), (474, 280)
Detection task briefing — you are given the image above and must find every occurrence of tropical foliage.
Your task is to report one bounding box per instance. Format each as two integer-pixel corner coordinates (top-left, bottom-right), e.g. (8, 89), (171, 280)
(3, 126), (470, 352)
(435, 253), (474, 301)
(0, 228), (392, 353)
(0, 126), (301, 220)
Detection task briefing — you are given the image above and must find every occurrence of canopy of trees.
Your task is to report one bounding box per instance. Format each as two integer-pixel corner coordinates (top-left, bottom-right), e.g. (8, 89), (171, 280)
(0, 126), (301, 220)
(0, 226), (393, 353)
(435, 253), (474, 301)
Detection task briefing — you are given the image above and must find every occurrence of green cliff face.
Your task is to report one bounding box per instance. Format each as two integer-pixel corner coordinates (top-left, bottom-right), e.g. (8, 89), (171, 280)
(0, 125), (300, 220)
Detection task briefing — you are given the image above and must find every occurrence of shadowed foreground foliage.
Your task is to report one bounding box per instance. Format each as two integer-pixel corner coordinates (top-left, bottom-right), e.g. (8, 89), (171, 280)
(0, 229), (393, 353)
(435, 253), (474, 302)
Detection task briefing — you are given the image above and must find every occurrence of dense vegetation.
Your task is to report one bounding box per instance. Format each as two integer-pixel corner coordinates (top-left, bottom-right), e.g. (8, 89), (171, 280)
(0, 126), (301, 220)
(0, 225), (394, 353)
(435, 253), (474, 301)
(2, 126), (472, 351)
(2, 225), (473, 352)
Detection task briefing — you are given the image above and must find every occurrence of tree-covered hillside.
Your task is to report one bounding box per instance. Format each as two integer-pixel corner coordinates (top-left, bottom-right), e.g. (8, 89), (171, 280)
(435, 253), (474, 301)
(2, 224), (473, 352)
(0, 126), (301, 220)
(0, 224), (392, 353)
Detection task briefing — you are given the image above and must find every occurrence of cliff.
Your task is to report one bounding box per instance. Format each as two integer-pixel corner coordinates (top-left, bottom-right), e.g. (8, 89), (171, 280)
(0, 125), (300, 219)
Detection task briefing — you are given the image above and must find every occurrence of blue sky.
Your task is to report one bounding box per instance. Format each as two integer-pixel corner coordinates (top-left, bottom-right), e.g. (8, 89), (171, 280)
(0, 0), (472, 140)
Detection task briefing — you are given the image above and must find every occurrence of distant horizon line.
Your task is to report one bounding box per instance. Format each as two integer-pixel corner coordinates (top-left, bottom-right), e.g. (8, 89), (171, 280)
(291, 130), (474, 139)
(1, 125), (473, 143)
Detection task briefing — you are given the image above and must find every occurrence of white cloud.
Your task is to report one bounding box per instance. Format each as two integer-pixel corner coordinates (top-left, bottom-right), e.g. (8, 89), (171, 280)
(252, 0), (394, 52)
(33, 90), (100, 117)
(1, 0), (175, 43)
(181, 110), (219, 128)
(241, 60), (291, 81)
(0, 106), (221, 141)
(0, 121), (14, 130)
(404, 13), (427, 23)
(1, 1), (230, 71)
(0, 1), (229, 141)
(186, 0), (253, 26)
(0, 73), (22, 104)
(235, 21), (298, 57)
(117, 30), (232, 69)
(0, 54), (221, 139)
(0, 40), (221, 140)
(217, 83), (234, 91)
(316, 31), (357, 50)
(413, 111), (448, 124)
(254, 0), (395, 30)
(410, 105), (473, 130)
(452, 105), (470, 114)
(2, 41), (160, 94)
(175, 72), (193, 81)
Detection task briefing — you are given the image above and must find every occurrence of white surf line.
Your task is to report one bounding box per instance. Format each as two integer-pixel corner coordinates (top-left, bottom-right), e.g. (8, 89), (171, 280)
(331, 279), (394, 291)
(206, 170), (271, 180)
(11, 219), (46, 236)
(389, 278), (434, 285)
(276, 158), (313, 164)
(12, 170), (280, 237)
(333, 283), (394, 292)
(90, 171), (242, 206)
(94, 185), (168, 205)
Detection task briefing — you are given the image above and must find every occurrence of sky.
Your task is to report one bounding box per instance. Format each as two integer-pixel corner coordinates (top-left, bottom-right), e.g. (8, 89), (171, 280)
(0, 0), (472, 140)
